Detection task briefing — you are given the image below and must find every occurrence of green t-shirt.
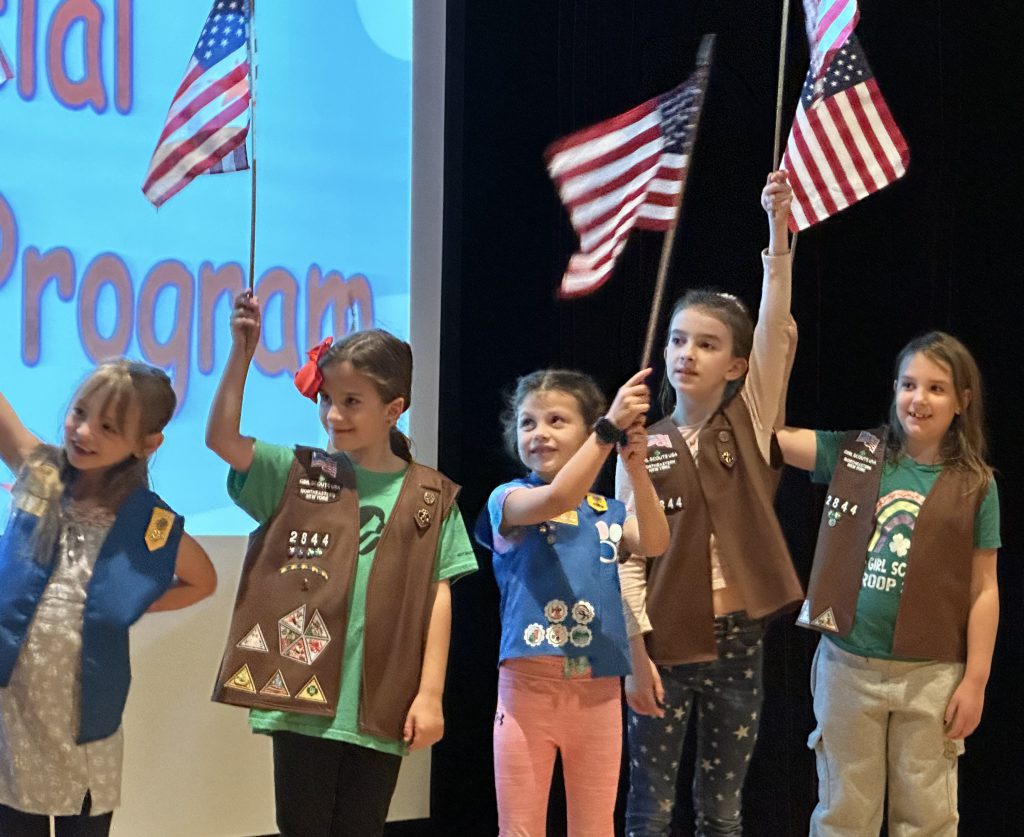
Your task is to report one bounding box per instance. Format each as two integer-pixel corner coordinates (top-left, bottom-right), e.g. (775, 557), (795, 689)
(227, 440), (477, 755)
(812, 430), (1000, 660)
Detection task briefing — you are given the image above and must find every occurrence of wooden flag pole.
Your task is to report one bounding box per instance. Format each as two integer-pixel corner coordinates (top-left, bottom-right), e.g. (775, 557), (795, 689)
(640, 34), (716, 371)
(247, 0), (258, 289)
(772, 0), (798, 255)
(772, 0), (792, 168)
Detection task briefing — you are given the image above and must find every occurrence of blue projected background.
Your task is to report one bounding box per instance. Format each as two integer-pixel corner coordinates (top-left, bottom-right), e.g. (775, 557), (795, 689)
(0, 0), (413, 534)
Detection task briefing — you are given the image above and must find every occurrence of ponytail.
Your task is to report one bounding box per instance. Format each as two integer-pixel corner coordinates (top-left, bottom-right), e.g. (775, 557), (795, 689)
(389, 426), (413, 463)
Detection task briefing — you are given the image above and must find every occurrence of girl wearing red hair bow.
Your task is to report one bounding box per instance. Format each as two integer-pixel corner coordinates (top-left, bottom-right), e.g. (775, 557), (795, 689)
(206, 291), (476, 837)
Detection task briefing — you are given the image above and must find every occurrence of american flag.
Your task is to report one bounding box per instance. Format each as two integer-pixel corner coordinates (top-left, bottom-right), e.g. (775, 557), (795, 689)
(142, 0), (251, 208)
(782, 30), (909, 231)
(0, 39), (13, 88)
(545, 62), (711, 298)
(803, 0), (859, 85)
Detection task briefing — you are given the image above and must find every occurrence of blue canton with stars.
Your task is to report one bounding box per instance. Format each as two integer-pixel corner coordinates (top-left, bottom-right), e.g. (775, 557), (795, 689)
(194, 0), (249, 69)
(658, 74), (705, 154)
(804, 34), (872, 106)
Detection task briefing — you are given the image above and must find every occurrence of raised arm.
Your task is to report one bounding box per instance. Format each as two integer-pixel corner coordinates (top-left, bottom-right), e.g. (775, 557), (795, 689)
(775, 427), (817, 472)
(745, 171), (796, 459)
(205, 291), (260, 473)
(0, 392), (42, 474)
(620, 419), (669, 557)
(147, 533), (218, 612)
(501, 369), (651, 528)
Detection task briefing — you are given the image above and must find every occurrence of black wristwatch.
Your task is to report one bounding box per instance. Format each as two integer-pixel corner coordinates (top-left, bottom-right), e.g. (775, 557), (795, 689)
(593, 416), (628, 445)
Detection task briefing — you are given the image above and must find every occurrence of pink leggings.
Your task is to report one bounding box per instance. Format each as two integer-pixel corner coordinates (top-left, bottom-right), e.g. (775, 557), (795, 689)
(493, 657), (622, 837)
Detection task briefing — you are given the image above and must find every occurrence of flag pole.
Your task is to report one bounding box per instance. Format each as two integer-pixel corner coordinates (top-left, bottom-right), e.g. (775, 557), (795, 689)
(640, 34), (715, 371)
(247, 0), (258, 289)
(772, 0), (792, 168)
(772, 0), (798, 255)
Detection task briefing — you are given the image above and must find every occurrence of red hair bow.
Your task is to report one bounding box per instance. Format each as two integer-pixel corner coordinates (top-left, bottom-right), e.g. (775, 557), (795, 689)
(294, 337), (334, 401)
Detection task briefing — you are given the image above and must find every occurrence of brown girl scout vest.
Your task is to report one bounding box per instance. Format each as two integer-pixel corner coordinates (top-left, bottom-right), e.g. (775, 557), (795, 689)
(212, 447), (459, 740)
(797, 428), (981, 662)
(643, 396), (803, 665)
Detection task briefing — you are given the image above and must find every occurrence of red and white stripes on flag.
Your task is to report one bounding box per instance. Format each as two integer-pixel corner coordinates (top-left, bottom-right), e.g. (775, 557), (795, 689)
(142, 0), (251, 208)
(545, 65), (710, 298)
(803, 0), (860, 84)
(782, 32), (909, 231)
(0, 40), (14, 88)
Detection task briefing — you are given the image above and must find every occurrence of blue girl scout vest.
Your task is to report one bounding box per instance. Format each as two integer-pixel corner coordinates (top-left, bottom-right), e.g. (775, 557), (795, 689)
(0, 486), (181, 743)
(475, 476), (632, 677)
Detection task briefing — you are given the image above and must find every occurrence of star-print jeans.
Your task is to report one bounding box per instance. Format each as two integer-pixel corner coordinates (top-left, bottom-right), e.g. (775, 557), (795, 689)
(625, 612), (764, 837)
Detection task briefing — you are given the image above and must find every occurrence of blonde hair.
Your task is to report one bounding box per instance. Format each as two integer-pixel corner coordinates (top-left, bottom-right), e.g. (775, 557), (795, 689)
(887, 331), (992, 494)
(18, 360), (176, 564)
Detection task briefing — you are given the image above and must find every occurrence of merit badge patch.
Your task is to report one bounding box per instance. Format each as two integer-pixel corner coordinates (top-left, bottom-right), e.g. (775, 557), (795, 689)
(544, 599), (568, 623)
(144, 508), (175, 552)
(305, 610), (331, 641)
(279, 623), (303, 655)
(810, 607), (838, 632)
(572, 601), (595, 625)
(225, 664), (256, 693)
(297, 675), (327, 704)
(550, 510), (579, 526)
(797, 600), (811, 625)
(569, 625), (593, 648)
(236, 624), (269, 653)
(260, 670), (290, 698)
(524, 623), (545, 647)
(285, 638), (311, 664)
(546, 624), (569, 647)
(586, 493), (608, 513)
(280, 605), (306, 633)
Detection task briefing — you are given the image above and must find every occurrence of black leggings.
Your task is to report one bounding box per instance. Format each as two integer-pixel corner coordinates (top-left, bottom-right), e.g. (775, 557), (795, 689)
(272, 731), (403, 837)
(0, 792), (113, 837)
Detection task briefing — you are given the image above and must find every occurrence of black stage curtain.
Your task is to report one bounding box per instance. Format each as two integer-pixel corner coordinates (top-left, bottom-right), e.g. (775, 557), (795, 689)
(431, 2), (1024, 835)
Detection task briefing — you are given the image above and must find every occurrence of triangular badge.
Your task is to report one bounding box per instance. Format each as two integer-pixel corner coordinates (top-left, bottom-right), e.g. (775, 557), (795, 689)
(280, 604), (307, 633)
(285, 637), (310, 664)
(810, 607), (839, 632)
(225, 664), (256, 693)
(296, 675), (327, 704)
(260, 670), (290, 698)
(236, 624), (269, 653)
(305, 609), (331, 641)
(306, 637), (328, 663)
(279, 623), (302, 655)
(797, 600), (811, 625)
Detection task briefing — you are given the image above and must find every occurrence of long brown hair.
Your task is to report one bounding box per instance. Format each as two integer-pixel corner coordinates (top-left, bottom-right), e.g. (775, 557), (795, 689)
(320, 329), (415, 462)
(887, 331), (992, 494)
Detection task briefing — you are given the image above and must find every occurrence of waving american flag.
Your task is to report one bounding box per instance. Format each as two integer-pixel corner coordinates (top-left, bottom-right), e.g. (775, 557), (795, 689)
(143, 0), (251, 208)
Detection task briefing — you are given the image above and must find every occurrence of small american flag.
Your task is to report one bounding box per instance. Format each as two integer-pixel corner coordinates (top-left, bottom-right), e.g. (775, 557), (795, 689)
(311, 451), (338, 479)
(804, 0), (859, 86)
(142, 0), (251, 208)
(0, 39), (13, 88)
(782, 15), (909, 231)
(545, 60), (711, 298)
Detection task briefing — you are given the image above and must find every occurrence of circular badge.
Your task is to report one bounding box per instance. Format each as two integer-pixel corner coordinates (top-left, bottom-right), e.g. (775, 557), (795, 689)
(607, 522), (623, 544)
(523, 623), (545, 647)
(572, 600), (595, 625)
(569, 625), (593, 648)
(546, 624), (569, 647)
(544, 599), (568, 623)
